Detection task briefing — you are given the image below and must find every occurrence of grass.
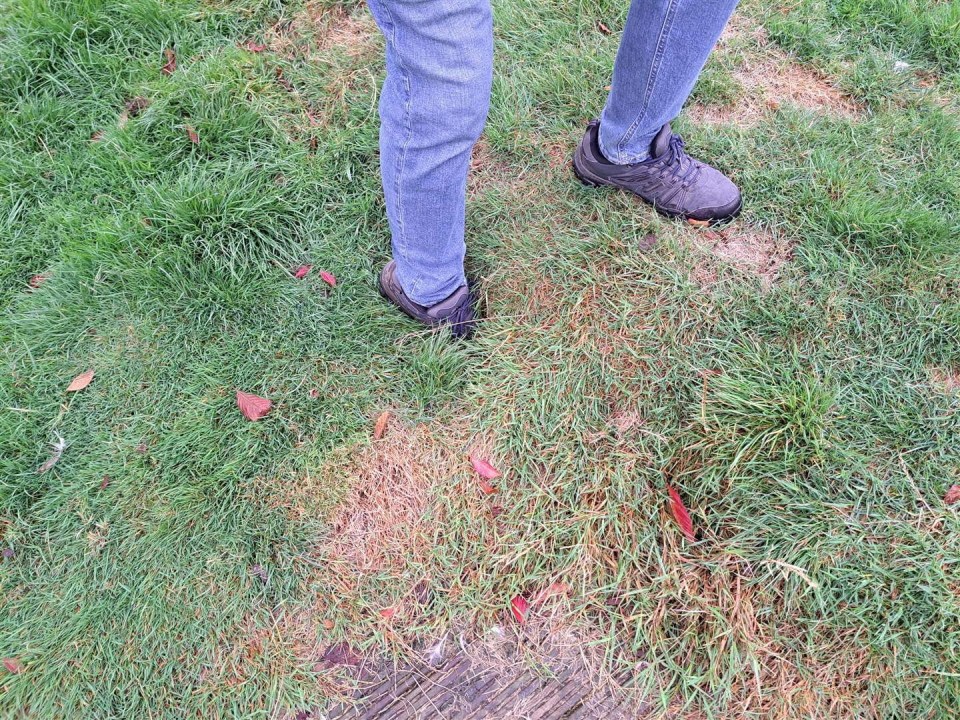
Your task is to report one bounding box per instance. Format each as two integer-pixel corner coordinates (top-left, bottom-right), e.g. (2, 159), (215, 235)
(1, 0), (959, 717)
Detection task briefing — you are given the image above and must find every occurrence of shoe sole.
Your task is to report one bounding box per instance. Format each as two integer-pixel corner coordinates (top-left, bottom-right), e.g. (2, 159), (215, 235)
(571, 150), (742, 227)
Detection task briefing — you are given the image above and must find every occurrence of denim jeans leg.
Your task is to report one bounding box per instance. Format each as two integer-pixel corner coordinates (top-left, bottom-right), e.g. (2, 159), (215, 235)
(599, 0), (739, 164)
(366, 0), (494, 306)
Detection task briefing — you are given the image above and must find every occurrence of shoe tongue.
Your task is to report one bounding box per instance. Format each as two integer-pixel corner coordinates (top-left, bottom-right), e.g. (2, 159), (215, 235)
(649, 123), (673, 159)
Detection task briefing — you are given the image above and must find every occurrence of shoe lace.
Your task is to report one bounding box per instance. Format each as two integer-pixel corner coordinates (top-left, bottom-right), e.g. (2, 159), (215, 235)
(658, 135), (702, 188)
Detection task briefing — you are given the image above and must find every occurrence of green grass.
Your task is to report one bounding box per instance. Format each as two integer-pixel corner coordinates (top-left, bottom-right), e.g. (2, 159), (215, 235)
(2, 0), (959, 717)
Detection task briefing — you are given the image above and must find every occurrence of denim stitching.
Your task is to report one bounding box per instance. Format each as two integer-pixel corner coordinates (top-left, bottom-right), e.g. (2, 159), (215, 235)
(615, 0), (682, 163)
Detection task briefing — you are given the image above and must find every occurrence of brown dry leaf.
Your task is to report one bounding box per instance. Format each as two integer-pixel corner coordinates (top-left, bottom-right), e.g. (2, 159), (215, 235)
(945, 485), (960, 505)
(67, 369), (95, 392)
(236, 391), (272, 421)
(90, 130), (105, 143)
(687, 218), (710, 228)
(125, 96), (150, 117)
(532, 581), (570, 605)
(186, 125), (200, 144)
(379, 607), (396, 620)
(597, 21), (612, 35)
(241, 40), (267, 52)
(161, 48), (177, 75)
(478, 478), (497, 495)
(373, 411), (391, 440)
(37, 435), (67, 474)
(322, 619), (335, 630)
(321, 642), (361, 667)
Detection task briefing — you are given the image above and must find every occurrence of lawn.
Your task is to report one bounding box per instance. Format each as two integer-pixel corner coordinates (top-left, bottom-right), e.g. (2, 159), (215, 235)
(1, 0), (959, 717)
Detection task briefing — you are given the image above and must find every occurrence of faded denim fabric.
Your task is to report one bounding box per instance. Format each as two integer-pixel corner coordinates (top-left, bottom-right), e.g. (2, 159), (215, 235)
(368, 0), (736, 304)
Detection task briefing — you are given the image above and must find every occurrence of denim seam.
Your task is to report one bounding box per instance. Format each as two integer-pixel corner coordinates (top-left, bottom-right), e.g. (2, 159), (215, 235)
(614, 0), (681, 163)
(378, 0), (417, 297)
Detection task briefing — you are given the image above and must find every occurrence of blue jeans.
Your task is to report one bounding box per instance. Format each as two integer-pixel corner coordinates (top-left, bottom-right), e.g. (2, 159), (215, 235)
(367, 0), (739, 305)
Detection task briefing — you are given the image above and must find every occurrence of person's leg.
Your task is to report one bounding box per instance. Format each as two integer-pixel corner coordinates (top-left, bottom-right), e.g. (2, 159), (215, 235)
(366, 0), (493, 307)
(599, 0), (739, 164)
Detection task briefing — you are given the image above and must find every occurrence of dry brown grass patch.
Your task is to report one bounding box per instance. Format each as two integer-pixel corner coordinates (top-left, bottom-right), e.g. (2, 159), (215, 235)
(928, 366), (960, 394)
(315, 421), (464, 575)
(687, 15), (860, 127)
(688, 223), (795, 289)
(267, 3), (377, 60)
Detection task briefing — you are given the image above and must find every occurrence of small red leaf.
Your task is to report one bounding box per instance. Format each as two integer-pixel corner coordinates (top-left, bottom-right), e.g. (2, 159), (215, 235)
(3, 658), (23, 674)
(28, 273), (49, 289)
(319, 270), (337, 288)
(373, 411), (391, 440)
(67, 369), (95, 392)
(161, 48), (177, 75)
(379, 607), (396, 620)
(292, 264), (312, 279)
(237, 391), (272, 421)
(186, 125), (199, 144)
(470, 455), (501, 480)
(945, 485), (960, 505)
(597, 21), (612, 35)
(100, 476), (110, 490)
(478, 478), (497, 495)
(241, 40), (267, 52)
(322, 642), (360, 667)
(667, 485), (695, 542)
(308, 388), (319, 399)
(510, 595), (530, 624)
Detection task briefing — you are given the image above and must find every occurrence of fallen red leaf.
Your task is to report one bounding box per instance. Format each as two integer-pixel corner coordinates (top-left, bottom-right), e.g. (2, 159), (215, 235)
(161, 48), (177, 75)
(100, 476), (110, 490)
(470, 455), (501, 480)
(67, 369), (95, 392)
(373, 411), (390, 440)
(319, 270), (337, 288)
(598, 21), (612, 34)
(3, 658), (23, 674)
(945, 485), (960, 505)
(667, 485), (695, 542)
(322, 642), (360, 666)
(28, 273), (49, 289)
(292, 264), (312, 279)
(510, 595), (530, 624)
(322, 619), (334, 630)
(237, 391), (272, 421)
(478, 478), (497, 495)
(186, 125), (200, 144)
(379, 607), (396, 620)
(90, 130), (105, 143)
(308, 388), (319, 399)
(241, 40), (267, 52)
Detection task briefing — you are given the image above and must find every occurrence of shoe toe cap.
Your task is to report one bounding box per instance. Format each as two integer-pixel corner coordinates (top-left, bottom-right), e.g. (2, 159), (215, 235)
(687, 166), (742, 222)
